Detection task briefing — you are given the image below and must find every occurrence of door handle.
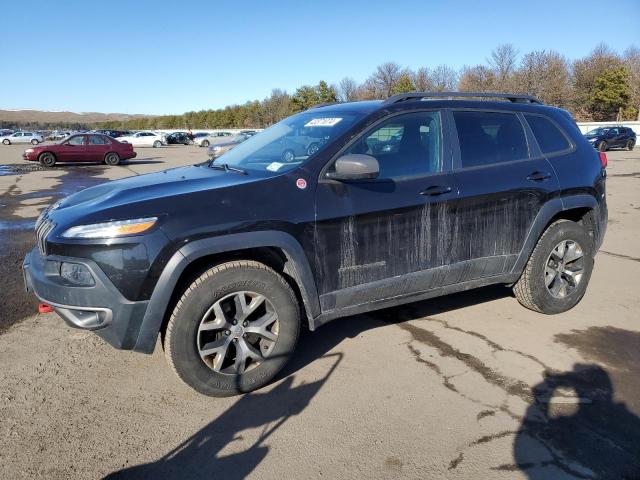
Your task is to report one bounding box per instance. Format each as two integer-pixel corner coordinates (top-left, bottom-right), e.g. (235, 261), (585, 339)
(420, 185), (452, 196)
(526, 171), (551, 182)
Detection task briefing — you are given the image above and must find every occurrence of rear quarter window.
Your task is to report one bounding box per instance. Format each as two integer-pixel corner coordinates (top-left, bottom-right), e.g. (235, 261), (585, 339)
(524, 114), (571, 154)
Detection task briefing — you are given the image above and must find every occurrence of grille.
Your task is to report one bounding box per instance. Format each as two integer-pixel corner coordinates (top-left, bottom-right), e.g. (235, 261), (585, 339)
(35, 216), (56, 256)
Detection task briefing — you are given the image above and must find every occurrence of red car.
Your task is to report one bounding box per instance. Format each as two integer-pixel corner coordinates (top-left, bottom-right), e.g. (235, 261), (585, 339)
(22, 133), (136, 167)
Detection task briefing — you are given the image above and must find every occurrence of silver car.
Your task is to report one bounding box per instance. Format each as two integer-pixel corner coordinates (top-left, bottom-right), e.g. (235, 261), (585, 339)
(194, 131), (233, 147)
(1, 131), (45, 145)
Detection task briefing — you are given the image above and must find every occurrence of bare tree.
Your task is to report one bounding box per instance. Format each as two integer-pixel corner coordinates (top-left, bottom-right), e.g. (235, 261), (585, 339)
(489, 44), (519, 91)
(458, 65), (496, 92)
(430, 65), (458, 91)
(371, 61), (403, 97)
(514, 50), (572, 107)
(338, 77), (358, 102)
(412, 67), (433, 91)
(623, 46), (640, 119)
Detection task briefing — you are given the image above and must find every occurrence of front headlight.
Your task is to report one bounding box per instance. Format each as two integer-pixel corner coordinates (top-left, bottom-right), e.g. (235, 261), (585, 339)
(587, 137), (597, 142)
(61, 217), (158, 239)
(212, 146), (222, 151)
(25, 148), (34, 153)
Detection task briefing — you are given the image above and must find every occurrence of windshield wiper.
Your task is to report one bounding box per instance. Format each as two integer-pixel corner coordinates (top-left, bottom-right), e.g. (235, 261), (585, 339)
(209, 162), (248, 175)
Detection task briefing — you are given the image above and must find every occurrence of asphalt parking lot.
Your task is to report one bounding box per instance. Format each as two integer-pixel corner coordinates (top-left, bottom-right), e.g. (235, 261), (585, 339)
(0, 143), (639, 479)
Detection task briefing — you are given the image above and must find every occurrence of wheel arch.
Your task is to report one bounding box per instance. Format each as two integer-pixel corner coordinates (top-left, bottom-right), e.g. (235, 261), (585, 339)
(133, 231), (320, 353)
(511, 195), (602, 276)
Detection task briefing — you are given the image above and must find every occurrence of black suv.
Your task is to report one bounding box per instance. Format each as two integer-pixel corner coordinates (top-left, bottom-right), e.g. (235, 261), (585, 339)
(584, 125), (636, 152)
(23, 92), (608, 396)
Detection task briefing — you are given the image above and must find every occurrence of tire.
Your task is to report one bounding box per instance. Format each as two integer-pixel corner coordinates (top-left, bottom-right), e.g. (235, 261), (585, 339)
(307, 142), (320, 156)
(153, 140), (162, 148)
(3, 139), (10, 145)
(513, 220), (594, 314)
(104, 152), (120, 166)
(201, 140), (210, 147)
(164, 260), (300, 397)
(281, 149), (295, 162)
(597, 141), (608, 152)
(38, 152), (56, 167)
(31, 139), (39, 145)
(627, 139), (635, 151)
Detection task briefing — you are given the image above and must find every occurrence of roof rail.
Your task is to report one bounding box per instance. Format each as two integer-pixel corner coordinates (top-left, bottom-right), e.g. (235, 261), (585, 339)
(309, 102), (341, 109)
(383, 91), (543, 106)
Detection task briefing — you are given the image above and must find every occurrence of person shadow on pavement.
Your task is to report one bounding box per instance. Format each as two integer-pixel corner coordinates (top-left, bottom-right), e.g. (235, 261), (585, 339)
(104, 352), (342, 480)
(513, 363), (640, 479)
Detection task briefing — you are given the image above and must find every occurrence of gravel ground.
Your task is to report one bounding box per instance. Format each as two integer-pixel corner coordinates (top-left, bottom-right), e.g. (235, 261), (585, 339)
(0, 143), (639, 479)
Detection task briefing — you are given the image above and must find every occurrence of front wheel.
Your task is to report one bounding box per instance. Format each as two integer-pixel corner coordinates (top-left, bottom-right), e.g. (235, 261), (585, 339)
(38, 152), (56, 167)
(201, 140), (210, 147)
(3, 139), (10, 145)
(31, 139), (39, 145)
(597, 141), (608, 152)
(164, 260), (300, 396)
(513, 220), (594, 314)
(281, 149), (295, 162)
(104, 152), (120, 166)
(153, 140), (162, 148)
(627, 139), (635, 151)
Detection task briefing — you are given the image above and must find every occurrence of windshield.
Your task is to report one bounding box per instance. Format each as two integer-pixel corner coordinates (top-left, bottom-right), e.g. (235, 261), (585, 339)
(210, 110), (362, 173)
(586, 128), (609, 136)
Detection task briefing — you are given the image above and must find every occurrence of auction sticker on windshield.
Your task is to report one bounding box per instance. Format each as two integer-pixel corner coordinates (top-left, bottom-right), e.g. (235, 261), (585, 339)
(304, 118), (342, 127)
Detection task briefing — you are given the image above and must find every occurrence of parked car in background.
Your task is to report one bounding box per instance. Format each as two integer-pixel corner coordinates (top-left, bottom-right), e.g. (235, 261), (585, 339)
(1, 131), (44, 145)
(117, 131), (166, 147)
(0, 129), (14, 137)
(48, 131), (71, 141)
(23, 133), (136, 166)
(239, 130), (258, 136)
(584, 126), (636, 151)
(165, 132), (194, 145)
(194, 131), (233, 147)
(207, 133), (250, 159)
(93, 129), (132, 138)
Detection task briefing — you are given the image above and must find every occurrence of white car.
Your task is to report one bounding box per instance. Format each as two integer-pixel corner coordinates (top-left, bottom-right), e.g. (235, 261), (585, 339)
(117, 131), (166, 147)
(194, 131), (233, 147)
(1, 131), (44, 145)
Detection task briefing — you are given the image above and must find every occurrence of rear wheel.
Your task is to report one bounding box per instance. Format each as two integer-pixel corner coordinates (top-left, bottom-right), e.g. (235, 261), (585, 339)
(153, 140), (162, 148)
(201, 140), (210, 147)
(597, 141), (608, 152)
(627, 139), (635, 151)
(281, 149), (295, 162)
(38, 152), (56, 167)
(31, 139), (39, 145)
(104, 152), (120, 166)
(164, 260), (300, 396)
(2, 139), (10, 145)
(513, 220), (594, 314)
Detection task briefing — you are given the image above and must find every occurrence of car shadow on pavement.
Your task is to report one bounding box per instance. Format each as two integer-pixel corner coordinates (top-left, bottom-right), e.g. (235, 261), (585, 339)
(512, 364), (640, 479)
(104, 352), (342, 480)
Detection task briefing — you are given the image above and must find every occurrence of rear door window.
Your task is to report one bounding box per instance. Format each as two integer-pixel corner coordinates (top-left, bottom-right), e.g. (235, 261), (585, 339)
(89, 135), (109, 145)
(524, 115), (571, 154)
(453, 111), (529, 168)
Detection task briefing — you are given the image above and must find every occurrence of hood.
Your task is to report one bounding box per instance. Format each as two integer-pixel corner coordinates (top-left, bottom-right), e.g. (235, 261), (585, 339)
(53, 165), (264, 221)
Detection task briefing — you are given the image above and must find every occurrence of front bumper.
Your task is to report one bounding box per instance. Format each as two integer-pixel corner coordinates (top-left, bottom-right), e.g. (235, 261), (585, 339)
(23, 246), (149, 350)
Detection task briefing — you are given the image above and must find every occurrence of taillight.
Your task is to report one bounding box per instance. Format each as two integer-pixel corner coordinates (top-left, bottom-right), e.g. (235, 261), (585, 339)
(599, 152), (607, 168)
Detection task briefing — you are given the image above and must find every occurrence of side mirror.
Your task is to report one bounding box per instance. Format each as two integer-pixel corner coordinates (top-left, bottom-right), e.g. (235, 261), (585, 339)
(328, 154), (379, 181)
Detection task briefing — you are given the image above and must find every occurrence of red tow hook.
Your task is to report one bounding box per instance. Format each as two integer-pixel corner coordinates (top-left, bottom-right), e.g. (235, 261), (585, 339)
(38, 303), (54, 314)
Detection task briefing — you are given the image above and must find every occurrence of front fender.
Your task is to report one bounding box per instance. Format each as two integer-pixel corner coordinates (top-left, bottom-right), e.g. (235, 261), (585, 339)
(132, 231), (319, 353)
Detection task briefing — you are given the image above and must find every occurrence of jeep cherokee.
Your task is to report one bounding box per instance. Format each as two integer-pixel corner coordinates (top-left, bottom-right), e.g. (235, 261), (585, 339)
(23, 92), (608, 396)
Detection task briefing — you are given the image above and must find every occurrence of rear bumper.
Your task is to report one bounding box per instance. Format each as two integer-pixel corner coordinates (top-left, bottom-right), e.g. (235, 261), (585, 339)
(23, 246), (150, 351)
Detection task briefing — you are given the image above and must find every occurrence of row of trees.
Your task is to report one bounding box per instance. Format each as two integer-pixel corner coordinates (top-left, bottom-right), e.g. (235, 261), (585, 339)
(95, 43), (639, 131)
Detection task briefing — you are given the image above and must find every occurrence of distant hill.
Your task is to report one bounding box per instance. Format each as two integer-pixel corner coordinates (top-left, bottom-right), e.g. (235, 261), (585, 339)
(0, 109), (154, 125)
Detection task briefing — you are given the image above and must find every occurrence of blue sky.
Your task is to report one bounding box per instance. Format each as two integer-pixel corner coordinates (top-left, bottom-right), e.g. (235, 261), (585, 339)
(1, 0), (638, 115)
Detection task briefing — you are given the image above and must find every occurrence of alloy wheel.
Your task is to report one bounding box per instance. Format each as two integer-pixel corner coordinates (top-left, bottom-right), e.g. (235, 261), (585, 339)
(544, 239), (584, 298)
(196, 291), (279, 374)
